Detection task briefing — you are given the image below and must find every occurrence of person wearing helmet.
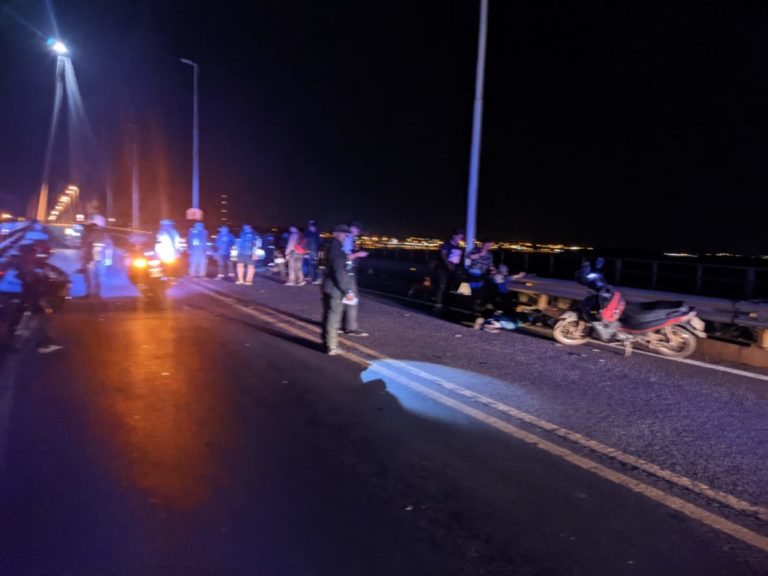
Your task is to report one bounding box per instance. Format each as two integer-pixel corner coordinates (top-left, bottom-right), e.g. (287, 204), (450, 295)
(236, 224), (257, 285)
(187, 221), (210, 278)
(155, 219), (182, 276)
(14, 242), (61, 353)
(215, 224), (235, 279)
(80, 214), (112, 298)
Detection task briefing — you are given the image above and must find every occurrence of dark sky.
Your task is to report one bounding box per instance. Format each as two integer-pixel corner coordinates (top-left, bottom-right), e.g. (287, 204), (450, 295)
(2, 1), (768, 253)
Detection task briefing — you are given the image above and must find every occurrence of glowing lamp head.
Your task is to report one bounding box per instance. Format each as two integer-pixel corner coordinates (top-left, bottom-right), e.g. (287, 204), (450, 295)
(47, 38), (69, 55)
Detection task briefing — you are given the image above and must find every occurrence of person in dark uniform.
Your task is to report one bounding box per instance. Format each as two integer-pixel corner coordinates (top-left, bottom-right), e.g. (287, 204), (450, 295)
(322, 224), (356, 355)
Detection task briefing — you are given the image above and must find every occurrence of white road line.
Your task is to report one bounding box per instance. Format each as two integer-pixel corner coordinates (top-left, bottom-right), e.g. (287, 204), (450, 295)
(524, 325), (768, 383)
(195, 282), (768, 525)
(195, 282), (768, 552)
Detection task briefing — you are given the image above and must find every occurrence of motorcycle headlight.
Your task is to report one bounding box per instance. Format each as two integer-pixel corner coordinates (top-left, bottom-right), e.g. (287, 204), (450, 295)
(132, 257), (148, 269)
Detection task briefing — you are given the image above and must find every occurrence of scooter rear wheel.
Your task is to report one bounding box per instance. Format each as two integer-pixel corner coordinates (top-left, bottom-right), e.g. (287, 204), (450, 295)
(553, 318), (590, 345)
(654, 325), (697, 358)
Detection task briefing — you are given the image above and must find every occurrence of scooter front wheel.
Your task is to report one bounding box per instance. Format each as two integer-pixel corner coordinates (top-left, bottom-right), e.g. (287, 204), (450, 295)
(553, 318), (590, 345)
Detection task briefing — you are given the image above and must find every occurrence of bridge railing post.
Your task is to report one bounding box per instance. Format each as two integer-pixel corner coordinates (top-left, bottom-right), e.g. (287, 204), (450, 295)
(745, 268), (756, 300)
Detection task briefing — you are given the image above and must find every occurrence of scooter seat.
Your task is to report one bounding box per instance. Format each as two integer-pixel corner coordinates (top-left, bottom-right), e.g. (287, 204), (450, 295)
(621, 300), (691, 330)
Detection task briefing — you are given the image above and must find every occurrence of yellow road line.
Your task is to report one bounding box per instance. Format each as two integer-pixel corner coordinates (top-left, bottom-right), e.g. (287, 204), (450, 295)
(198, 283), (768, 523)
(195, 283), (768, 552)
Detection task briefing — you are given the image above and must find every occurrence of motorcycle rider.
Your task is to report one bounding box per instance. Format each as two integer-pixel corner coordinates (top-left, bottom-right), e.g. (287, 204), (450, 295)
(23, 219), (52, 258)
(155, 219), (182, 276)
(15, 242), (61, 353)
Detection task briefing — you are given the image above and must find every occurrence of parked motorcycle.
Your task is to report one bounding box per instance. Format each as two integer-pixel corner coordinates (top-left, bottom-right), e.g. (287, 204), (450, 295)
(553, 258), (707, 357)
(0, 244), (70, 349)
(126, 247), (171, 303)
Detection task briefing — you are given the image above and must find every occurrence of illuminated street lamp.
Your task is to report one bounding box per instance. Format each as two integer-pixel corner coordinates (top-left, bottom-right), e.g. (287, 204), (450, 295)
(36, 39), (70, 220)
(46, 38), (69, 55)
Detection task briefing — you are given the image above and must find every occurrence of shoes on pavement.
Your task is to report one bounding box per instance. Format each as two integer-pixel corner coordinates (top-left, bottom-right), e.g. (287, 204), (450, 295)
(285, 282), (296, 286)
(235, 280), (244, 285)
(37, 344), (63, 354)
(344, 329), (369, 337)
(297, 281), (307, 286)
(245, 281), (253, 285)
(326, 346), (343, 356)
(312, 280), (322, 285)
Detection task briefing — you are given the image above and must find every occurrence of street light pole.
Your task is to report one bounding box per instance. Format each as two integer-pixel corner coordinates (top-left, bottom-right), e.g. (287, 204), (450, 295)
(37, 46), (68, 221)
(464, 0), (489, 263)
(180, 58), (200, 210)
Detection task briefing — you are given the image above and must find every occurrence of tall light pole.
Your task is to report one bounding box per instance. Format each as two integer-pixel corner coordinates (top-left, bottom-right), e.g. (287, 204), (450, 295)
(180, 58), (200, 210)
(37, 38), (69, 221)
(464, 0), (489, 263)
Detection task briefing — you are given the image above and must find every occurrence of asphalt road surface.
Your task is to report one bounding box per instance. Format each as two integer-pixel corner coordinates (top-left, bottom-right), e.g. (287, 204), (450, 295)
(0, 274), (767, 575)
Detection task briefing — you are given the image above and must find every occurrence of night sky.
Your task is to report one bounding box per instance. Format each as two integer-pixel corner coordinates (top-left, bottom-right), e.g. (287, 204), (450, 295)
(2, 0), (768, 253)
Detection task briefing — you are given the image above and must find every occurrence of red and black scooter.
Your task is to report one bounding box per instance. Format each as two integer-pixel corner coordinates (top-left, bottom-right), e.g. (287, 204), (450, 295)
(553, 259), (706, 357)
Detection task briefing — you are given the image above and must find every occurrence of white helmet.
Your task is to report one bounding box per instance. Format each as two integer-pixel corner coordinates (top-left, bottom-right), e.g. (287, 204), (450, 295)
(91, 214), (106, 228)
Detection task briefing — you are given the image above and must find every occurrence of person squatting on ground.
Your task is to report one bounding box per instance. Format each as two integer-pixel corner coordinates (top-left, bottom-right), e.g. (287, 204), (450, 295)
(467, 238), (496, 317)
(322, 224), (358, 355)
(285, 226), (307, 286)
(187, 221), (209, 278)
(341, 221), (369, 336)
(434, 228), (465, 310)
(215, 225), (235, 279)
(236, 224), (257, 285)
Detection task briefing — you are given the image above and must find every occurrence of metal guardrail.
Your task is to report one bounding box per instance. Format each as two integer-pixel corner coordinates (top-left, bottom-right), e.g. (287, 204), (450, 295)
(504, 276), (768, 331)
(0, 223), (32, 256)
(355, 256), (768, 341)
(364, 248), (768, 302)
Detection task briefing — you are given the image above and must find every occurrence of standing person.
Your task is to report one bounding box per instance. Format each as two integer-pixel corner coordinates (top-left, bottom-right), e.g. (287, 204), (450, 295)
(215, 224), (235, 279)
(322, 224), (356, 355)
(187, 221), (209, 278)
(467, 238), (496, 318)
(434, 228), (465, 311)
(304, 219), (322, 284)
(285, 226), (306, 286)
(341, 221), (369, 336)
(236, 224), (257, 285)
(80, 215), (111, 298)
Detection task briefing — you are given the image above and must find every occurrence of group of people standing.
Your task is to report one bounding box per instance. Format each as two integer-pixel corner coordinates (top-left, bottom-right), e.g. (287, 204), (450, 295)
(283, 220), (322, 286)
(208, 223), (261, 285)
